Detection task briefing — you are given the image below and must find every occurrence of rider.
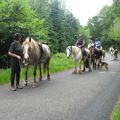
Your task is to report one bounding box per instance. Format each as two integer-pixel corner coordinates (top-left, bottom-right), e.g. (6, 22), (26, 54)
(75, 34), (86, 72)
(94, 38), (102, 50)
(75, 34), (86, 56)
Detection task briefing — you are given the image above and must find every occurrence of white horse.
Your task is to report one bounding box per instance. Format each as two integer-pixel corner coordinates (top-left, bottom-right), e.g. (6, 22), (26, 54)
(109, 47), (116, 60)
(66, 46), (91, 74)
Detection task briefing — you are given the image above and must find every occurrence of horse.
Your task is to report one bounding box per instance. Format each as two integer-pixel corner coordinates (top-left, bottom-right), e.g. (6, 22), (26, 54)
(109, 47), (118, 60)
(89, 46), (103, 70)
(65, 46), (91, 74)
(22, 37), (51, 87)
(102, 49), (105, 60)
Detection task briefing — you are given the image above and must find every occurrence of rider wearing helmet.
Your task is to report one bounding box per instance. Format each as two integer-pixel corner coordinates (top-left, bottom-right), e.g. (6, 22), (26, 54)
(94, 38), (102, 50)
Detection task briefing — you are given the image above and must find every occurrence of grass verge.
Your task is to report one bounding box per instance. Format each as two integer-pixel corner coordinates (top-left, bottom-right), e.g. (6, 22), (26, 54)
(0, 53), (74, 85)
(112, 101), (120, 120)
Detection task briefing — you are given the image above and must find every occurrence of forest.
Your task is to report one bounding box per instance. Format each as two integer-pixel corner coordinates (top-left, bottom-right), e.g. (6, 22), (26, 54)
(0, 0), (120, 68)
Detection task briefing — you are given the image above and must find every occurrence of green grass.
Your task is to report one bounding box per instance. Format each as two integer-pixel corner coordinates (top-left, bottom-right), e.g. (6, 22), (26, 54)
(112, 101), (120, 120)
(0, 69), (11, 85)
(0, 53), (74, 85)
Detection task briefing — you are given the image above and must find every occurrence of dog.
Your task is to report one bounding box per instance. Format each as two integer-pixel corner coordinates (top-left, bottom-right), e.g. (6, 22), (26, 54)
(99, 60), (108, 70)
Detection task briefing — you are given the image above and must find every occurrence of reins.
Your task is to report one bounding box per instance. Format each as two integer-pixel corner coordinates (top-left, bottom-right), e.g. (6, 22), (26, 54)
(19, 59), (23, 74)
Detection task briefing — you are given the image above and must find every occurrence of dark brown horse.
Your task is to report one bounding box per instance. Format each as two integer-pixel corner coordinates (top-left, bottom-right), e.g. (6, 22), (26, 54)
(89, 46), (103, 70)
(22, 37), (51, 87)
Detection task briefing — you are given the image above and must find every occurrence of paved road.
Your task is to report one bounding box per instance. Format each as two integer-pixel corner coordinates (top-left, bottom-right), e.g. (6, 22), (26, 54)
(0, 55), (120, 120)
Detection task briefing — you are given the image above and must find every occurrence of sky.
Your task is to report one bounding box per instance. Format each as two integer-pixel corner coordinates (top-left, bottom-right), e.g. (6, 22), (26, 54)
(65, 0), (113, 26)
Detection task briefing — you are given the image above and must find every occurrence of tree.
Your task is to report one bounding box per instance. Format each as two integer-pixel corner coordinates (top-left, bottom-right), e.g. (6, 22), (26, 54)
(0, 0), (48, 66)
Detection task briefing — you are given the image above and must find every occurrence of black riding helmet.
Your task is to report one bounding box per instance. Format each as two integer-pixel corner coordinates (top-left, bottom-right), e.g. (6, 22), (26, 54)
(13, 33), (21, 40)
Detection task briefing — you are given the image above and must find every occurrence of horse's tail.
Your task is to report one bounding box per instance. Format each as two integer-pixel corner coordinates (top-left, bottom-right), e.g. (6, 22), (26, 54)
(43, 63), (47, 74)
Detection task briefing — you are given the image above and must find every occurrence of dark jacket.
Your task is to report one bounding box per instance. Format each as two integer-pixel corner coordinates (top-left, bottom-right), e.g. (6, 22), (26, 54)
(76, 38), (85, 48)
(9, 40), (23, 68)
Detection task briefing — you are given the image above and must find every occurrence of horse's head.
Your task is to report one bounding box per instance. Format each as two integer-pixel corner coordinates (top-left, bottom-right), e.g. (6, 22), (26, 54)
(89, 46), (94, 55)
(22, 37), (32, 65)
(66, 46), (72, 58)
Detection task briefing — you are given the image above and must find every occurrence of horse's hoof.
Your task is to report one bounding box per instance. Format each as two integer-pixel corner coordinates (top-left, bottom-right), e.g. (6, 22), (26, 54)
(32, 83), (37, 88)
(89, 69), (92, 72)
(39, 77), (42, 81)
(82, 70), (85, 72)
(47, 76), (50, 80)
(23, 81), (27, 87)
(72, 71), (77, 74)
(78, 71), (81, 74)
(47, 78), (50, 80)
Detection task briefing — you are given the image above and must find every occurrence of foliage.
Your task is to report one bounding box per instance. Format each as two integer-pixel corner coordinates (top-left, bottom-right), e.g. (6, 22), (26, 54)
(0, 0), (48, 57)
(0, 0), (82, 67)
(108, 17), (120, 40)
(112, 101), (120, 120)
(87, 0), (120, 49)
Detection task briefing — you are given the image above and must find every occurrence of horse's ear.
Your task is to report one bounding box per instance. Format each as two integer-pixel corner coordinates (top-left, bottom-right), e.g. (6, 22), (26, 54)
(29, 37), (31, 42)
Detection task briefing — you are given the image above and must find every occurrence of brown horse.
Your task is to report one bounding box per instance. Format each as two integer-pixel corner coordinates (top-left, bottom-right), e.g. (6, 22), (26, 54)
(22, 37), (51, 87)
(89, 46), (103, 70)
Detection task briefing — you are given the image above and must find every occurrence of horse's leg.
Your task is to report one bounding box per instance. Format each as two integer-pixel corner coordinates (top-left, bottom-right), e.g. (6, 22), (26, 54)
(116, 53), (118, 60)
(73, 61), (77, 74)
(78, 59), (82, 74)
(88, 58), (92, 72)
(23, 65), (29, 86)
(47, 62), (50, 80)
(94, 59), (97, 70)
(104, 53), (105, 60)
(39, 63), (42, 81)
(110, 51), (113, 60)
(93, 60), (95, 70)
(115, 53), (117, 60)
(91, 58), (94, 70)
(111, 53), (113, 60)
(82, 57), (85, 72)
(97, 59), (100, 70)
(93, 58), (96, 70)
(33, 65), (37, 87)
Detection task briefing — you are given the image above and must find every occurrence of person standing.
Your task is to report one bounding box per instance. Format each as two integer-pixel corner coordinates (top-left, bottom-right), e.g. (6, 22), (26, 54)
(8, 33), (23, 91)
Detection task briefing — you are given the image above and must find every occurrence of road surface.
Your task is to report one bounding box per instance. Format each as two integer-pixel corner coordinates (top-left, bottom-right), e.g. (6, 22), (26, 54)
(0, 55), (120, 120)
